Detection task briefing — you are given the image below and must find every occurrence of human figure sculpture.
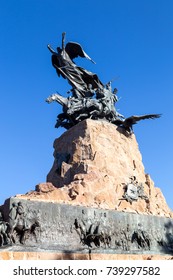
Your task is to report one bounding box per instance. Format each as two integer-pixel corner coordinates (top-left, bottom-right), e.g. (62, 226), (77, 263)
(8, 201), (40, 245)
(132, 223), (151, 250)
(47, 32), (161, 132)
(47, 32), (103, 98)
(0, 211), (11, 246)
(15, 202), (25, 223)
(9, 202), (17, 228)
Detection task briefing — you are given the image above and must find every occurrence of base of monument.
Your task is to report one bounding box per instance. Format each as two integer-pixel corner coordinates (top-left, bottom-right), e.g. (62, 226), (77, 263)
(1, 197), (173, 260)
(0, 248), (173, 260)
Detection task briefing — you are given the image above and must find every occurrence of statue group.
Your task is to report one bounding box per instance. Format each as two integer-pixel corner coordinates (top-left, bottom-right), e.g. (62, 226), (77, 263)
(46, 32), (160, 132)
(46, 32), (124, 129)
(0, 202), (40, 246)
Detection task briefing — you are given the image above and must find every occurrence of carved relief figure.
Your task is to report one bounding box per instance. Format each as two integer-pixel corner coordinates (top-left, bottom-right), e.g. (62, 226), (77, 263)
(8, 201), (40, 245)
(132, 223), (151, 250)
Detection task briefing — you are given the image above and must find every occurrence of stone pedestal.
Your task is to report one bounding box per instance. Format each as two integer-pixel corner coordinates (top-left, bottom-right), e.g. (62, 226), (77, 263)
(20, 119), (173, 217)
(0, 119), (173, 259)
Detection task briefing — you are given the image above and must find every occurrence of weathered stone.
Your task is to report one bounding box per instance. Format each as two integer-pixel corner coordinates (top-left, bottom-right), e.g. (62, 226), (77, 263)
(35, 182), (55, 193)
(1, 119), (173, 259)
(0, 251), (172, 260)
(20, 119), (172, 217)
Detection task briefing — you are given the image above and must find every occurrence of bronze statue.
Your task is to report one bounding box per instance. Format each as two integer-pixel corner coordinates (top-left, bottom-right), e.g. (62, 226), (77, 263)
(115, 114), (161, 134)
(47, 32), (161, 132)
(47, 32), (103, 98)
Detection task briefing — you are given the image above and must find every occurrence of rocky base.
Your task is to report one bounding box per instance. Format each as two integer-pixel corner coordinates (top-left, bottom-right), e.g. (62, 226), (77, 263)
(0, 250), (173, 260)
(1, 119), (172, 260)
(19, 119), (172, 218)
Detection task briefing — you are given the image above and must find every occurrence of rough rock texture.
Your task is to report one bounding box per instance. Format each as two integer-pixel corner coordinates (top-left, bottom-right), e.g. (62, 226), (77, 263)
(0, 251), (173, 260)
(19, 119), (173, 218)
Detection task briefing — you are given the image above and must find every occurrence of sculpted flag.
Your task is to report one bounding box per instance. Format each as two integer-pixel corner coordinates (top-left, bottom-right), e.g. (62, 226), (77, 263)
(47, 33), (160, 131)
(48, 35), (103, 97)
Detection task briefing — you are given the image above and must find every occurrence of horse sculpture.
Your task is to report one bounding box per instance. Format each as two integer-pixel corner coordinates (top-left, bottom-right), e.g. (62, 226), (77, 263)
(10, 214), (40, 245)
(46, 89), (124, 129)
(46, 33), (161, 132)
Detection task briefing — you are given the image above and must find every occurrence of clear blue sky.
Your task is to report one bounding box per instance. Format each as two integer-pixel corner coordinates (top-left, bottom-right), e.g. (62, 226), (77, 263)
(0, 0), (173, 210)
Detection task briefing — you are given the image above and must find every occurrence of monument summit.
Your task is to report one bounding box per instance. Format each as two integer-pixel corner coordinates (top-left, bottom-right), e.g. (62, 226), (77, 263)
(46, 32), (160, 132)
(0, 33), (172, 260)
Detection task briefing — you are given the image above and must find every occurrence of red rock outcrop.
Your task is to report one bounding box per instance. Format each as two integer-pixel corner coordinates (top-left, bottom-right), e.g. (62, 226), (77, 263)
(0, 251), (172, 260)
(18, 119), (173, 218)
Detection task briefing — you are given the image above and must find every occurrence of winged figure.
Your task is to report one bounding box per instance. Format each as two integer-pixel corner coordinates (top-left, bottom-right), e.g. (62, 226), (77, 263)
(47, 32), (103, 97)
(47, 33), (161, 133)
(65, 41), (96, 64)
(115, 114), (161, 133)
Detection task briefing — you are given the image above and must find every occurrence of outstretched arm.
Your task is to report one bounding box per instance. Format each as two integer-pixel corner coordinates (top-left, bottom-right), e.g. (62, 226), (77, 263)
(62, 32), (66, 50)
